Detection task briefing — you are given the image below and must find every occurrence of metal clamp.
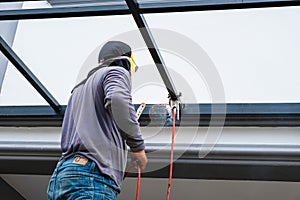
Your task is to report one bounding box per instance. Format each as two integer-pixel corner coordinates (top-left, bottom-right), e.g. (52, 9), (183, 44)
(170, 98), (181, 121)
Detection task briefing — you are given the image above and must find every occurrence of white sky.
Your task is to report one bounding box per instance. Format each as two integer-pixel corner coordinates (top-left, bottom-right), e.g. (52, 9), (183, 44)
(1, 2), (300, 105)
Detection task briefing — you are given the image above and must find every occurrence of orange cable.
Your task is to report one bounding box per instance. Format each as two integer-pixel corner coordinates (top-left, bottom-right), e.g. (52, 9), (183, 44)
(133, 105), (176, 200)
(136, 165), (141, 200)
(166, 107), (176, 200)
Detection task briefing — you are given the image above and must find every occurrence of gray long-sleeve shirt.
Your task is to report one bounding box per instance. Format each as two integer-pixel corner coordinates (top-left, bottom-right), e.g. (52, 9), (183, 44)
(60, 66), (145, 188)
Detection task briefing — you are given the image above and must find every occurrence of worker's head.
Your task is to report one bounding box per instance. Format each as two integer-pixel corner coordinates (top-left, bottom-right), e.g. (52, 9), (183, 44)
(98, 41), (138, 77)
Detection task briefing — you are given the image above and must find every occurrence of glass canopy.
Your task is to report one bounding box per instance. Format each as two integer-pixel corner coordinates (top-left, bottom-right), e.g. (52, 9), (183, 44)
(0, 0), (299, 129)
(1, 4), (300, 106)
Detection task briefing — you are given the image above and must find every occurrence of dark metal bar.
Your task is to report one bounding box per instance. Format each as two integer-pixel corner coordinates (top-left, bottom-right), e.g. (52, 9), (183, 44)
(0, 36), (61, 113)
(1, 0), (300, 21)
(0, 103), (299, 127)
(0, 106), (65, 127)
(143, 159), (300, 182)
(125, 0), (180, 101)
(0, 0), (288, 2)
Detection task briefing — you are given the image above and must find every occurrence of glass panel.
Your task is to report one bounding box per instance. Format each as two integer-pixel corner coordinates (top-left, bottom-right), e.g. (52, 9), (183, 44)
(0, 2), (22, 92)
(1, 6), (299, 106)
(46, 0), (237, 8)
(47, 0), (126, 7)
(46, 0), (289, 8)
(0, 63), (49, 106)
(0, 1), (51, 10)
(0, 2), (23, 10)
(137, 0), (240, 4)
(144, 6), (300, 103)
(1, 14), (154, 106)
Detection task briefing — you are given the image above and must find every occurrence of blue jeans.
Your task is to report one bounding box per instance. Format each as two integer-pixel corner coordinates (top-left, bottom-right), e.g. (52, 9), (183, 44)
(47, 155), (120, 200)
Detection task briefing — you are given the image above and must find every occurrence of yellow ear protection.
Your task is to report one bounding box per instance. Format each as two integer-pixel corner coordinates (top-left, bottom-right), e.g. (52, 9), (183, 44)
(130, 53), (138, 78)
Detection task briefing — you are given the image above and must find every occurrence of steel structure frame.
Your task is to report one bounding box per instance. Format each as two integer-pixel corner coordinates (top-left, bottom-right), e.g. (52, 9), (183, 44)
(0, 0), (300, 181)
(0, 0), (300, 110)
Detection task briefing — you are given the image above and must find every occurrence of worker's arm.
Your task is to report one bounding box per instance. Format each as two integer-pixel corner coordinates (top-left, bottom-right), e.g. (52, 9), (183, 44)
(103, 67), (147, 169)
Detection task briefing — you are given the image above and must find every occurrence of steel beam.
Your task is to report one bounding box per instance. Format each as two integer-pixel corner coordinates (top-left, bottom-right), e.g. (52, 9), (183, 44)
(1, 0), (300, 21)
(0, 36), (61, 113)
(125, 0), (180, 101)
(1, 142), (300, 182)
(0, 103), (299, 127)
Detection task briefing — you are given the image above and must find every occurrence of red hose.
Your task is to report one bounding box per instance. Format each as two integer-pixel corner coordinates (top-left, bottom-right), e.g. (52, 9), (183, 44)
(135, 106), (176, 200)
(166, 107), (176, 200)
(136, 165), (141, 200)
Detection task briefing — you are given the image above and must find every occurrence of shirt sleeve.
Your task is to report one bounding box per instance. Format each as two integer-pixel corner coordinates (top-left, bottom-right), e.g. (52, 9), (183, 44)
(103, 67), (145, 152)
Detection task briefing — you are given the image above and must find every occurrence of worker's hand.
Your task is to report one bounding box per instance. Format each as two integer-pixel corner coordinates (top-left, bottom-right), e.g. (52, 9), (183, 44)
(130, 150), (148, 171)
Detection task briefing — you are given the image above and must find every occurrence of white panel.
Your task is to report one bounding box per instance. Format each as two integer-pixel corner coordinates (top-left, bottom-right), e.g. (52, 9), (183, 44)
(0, 126), (299, 146)
(0, 127), (61, 142)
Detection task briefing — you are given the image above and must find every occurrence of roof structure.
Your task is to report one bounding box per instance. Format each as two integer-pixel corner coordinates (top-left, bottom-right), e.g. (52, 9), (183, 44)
(0, 0), (300, 192)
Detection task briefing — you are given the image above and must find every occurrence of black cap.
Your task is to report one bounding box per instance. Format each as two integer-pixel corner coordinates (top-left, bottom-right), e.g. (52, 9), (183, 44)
(98, 41), (131, 63)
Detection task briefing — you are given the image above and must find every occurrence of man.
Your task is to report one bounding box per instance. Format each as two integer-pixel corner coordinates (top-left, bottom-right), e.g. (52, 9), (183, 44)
(47, 41), (147, 200)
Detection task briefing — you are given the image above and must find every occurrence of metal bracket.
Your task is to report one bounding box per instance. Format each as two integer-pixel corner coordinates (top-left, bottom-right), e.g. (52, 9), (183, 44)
(170, 98), (181, 121)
